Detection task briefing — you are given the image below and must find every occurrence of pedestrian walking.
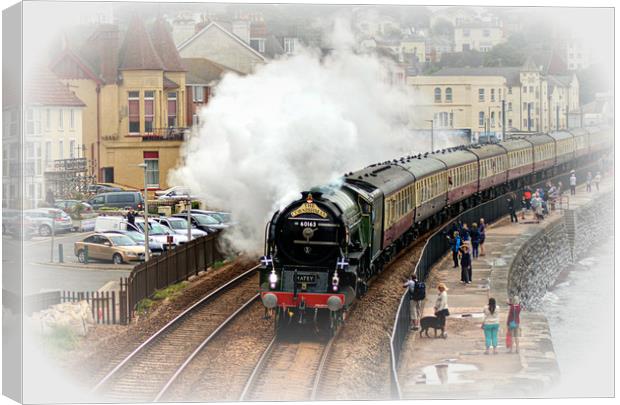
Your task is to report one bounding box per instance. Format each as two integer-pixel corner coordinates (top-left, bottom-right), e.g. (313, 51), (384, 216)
(403, 274), (426, 330)
(482, 297), (500, 355)
(594, 171), (601, 191)
(533, 193), (544, 222)
(448, 231), (461, 268)
(586, 172), (593, 193)
(459, 245), (472, 284)
(126, 207), (136, 226)
(506, 295), (522, 354)
(479, 218), (486, 256)
(460, 223), (471, 248)
(569, 171), (577, 195)
(522, 187), (532, 220)
(434, 283), (449, 337)
(548, 184), (558, 210)
(470, 223), (481, 259)
(507, 193), (518, 223)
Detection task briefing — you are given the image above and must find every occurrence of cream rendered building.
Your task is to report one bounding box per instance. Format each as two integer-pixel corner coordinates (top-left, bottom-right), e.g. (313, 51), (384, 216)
(454, 21), (504, 52)
(408, 64), (580, 142)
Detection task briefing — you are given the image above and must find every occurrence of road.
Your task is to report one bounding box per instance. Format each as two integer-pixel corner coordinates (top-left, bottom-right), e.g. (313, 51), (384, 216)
(4, 230), (133, 295)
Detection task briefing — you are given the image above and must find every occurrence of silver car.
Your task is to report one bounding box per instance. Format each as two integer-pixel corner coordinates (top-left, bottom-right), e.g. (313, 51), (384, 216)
(133, 219), (189, 247)
(152, 217), (208, 239)
(24, 208), (73, 236)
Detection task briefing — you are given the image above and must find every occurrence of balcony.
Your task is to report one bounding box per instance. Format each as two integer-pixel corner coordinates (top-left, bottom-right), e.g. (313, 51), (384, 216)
(141, 127), (188, 142)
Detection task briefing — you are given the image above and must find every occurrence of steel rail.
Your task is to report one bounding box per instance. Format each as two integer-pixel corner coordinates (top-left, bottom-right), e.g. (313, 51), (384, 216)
(91, 264), (260, 393)
(238, 335), (277, 401)
(153, 293), (260, 402)
(310, 334), (337, 400)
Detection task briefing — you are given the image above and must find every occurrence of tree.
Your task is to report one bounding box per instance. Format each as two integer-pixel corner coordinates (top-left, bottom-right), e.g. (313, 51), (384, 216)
(431, 18), (454, 36)
(483, 33), (528, 67)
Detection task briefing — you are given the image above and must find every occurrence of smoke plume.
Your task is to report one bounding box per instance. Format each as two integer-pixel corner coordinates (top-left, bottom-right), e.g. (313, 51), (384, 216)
(171, 19), (434, 254)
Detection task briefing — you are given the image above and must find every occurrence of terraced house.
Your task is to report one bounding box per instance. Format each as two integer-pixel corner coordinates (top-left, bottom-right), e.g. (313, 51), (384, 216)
(51, 17), (187, 193)
(408, 60), (580, 142)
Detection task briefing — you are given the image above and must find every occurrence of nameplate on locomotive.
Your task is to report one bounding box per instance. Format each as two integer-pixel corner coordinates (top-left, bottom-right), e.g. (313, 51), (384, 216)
(294, 274), (317, 283)
(290, 203), (328, 218)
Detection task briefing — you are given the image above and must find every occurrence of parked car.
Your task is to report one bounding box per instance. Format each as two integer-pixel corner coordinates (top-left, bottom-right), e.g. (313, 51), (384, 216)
(86, 184), (123, 194)
(104, 230), (165, 256)
(134, 218), (189, 247)
(74, 232), (147, 264)
(182, 210), (235, 225)
(172, 212), (227, 233)
(155, 186), (195, 201)
(24, 208), (73, 236)
(152, 217), (208, 239)
(2, 209), (37, 239)
(87, 191), (144, 210)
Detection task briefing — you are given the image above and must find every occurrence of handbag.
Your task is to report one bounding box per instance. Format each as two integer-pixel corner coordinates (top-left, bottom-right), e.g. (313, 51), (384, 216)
(508, 305), (518, 330)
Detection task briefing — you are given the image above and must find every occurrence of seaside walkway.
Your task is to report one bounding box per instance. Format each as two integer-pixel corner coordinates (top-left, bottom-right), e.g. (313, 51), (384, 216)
(396, 177), (613, 399)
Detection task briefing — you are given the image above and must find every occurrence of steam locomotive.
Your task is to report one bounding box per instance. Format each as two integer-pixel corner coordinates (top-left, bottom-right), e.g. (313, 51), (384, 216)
(259, 127), (611, 330)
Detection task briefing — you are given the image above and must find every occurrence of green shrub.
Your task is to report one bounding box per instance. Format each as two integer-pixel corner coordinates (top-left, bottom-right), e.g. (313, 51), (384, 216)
(152, 281), (188, 301)
(212, 260), (225, 269)
(191, 201), (200, 209)
(136, 298), (155, 314)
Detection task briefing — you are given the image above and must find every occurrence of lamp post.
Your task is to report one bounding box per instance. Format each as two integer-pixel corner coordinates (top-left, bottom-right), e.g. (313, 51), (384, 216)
(425, 119), (434, 152)
(137, 163), (150, 262)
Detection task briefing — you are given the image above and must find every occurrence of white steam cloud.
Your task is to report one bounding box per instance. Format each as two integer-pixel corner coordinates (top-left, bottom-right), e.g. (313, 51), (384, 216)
(171, 19), (436, 254)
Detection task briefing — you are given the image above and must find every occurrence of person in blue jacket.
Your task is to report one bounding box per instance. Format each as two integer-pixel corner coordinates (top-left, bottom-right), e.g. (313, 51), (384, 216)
(448, 231), (461, 268)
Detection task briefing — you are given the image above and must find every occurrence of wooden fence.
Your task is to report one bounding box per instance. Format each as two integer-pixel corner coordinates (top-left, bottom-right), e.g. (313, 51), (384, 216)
(123, 233), (224, 323)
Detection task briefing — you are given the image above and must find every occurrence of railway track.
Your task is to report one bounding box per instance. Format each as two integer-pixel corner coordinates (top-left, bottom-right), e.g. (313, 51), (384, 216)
(91, 265), (260, 402)
(239, 331), (336, 401)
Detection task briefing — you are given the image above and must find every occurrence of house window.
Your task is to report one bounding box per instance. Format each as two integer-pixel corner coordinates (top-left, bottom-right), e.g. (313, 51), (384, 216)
(523, 102), (527, 111)
(70, 109), (75, 129)
(529, 86), (534, 93)
(26, 109), (34, 135)
(434, 87), (441, 103)
(478, 88), (485, 102)
(144, 151), (159, 188)
(483, 29), (490, 37)
(167, 92), (177, 127)
(491, 111), (495, 127)
(463, 28), (470, 37)
(508, 119), (513, 127)
(523, 119), (528, 128)
(69, 140), (76, 159)
(128, 91), (140, 134)
(449, 112), (454, 127)
(490, 89), (495, 102)
(144, 91), (155, 133)
(59, 109), (64, 130)
(58, 140), (64, 160)
(508, 102), (513, 111)
(45, 141), (51, 168)
(46, 109), (51, 130)
(498, 88), (502, 100)
(508, 86), (512, 95)
(479, 111), (485, 127)
(445, 87), (453, 102)
(284, 37), (295, 54)
(193, 86), (204, 102)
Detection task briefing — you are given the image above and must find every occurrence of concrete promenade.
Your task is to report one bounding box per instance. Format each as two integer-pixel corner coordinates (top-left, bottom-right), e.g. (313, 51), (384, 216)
(397, 177), (613, 399)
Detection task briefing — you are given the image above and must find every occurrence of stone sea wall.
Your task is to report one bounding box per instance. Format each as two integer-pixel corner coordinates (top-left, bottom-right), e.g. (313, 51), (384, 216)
(508, 191), (613, 310)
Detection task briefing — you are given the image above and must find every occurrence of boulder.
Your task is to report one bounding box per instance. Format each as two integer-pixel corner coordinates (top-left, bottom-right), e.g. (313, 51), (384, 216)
(31, 300), (94, 337)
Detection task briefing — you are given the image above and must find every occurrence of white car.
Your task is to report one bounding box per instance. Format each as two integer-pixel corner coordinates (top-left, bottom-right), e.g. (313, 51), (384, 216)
(134, 218), (188, 247)
(155, 186), (195, 200)
(152, 217), (208, 239)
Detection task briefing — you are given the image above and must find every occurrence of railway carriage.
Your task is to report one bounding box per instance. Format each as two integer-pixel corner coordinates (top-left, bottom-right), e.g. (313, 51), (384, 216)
(549, 131), (577, 170)
(569, 128), (590, 159)
(501, 138), (534, 187)
(525, 133), (556, 179)
(401, 156), (448, 230)
(467, 144), (508, 198)
(431, 149), (478, 214)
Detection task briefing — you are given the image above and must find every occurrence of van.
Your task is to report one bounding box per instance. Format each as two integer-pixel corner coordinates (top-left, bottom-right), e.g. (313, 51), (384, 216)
(88, 191), (144, 210)
(94, 216), (127, 233)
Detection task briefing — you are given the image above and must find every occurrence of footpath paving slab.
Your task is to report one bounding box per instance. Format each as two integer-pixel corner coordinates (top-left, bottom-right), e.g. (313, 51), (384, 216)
(396, 177), (613, 399)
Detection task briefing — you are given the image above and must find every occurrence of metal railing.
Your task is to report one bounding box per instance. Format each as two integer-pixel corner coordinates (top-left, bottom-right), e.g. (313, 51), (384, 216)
(141, 127), (187, 141)
(388, 162), (600, 398)
(123, 234), (223, 323)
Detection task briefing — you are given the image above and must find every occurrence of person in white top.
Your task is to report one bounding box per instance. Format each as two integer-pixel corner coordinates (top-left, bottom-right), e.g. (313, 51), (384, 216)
(482, 297), (500, 354)
(594, 171), (602, 191)
(434, 283), (449, 337)
(569, 171), (577, 195)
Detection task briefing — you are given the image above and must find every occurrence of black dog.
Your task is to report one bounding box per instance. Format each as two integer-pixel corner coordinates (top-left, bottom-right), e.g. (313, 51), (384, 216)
(419, 316), (445, 338)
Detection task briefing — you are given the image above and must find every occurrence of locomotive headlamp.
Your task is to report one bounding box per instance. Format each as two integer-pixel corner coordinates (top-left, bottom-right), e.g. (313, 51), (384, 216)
(269, 270), (278, 289)
(332, 272), (340, 292)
